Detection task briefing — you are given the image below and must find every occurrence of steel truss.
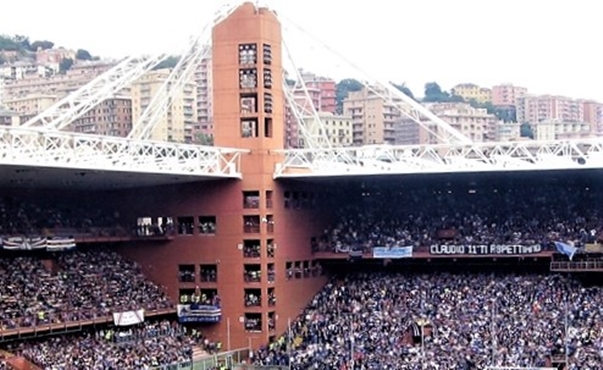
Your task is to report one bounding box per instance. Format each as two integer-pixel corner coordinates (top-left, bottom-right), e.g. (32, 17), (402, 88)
(21, 55), (168, 130)
(280, 16), (472, 145)
(0, 126), (246, 177)
(128, 2), (240, 140)
(282, 40), (333, 150)
(273, 139), (603, 177)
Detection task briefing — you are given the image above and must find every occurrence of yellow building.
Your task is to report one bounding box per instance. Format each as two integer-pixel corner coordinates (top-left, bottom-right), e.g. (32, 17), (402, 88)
(4, 94), (57, 121)
(301, 112), (353, 148)
(131, 69), (198, 143)
(451, 83), (492, 104)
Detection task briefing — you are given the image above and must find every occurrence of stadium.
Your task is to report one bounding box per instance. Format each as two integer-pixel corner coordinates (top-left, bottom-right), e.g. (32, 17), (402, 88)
(0, 2), (602, 370)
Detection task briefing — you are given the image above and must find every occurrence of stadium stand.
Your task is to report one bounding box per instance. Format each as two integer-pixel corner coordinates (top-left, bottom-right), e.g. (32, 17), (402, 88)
(252, 271), (602, 369)
(314, 181), (600, 254)
(4, 320), (210, 369)
(0, 248), (173, 332)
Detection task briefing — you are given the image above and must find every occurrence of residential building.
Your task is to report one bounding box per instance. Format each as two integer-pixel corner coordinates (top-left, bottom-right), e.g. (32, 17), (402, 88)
(194, 50), (213, 144)
(395, 102), (499, 145)
(451, 83), (491, 104)
(4, 94), (57, 122)
(284, 104), (299, 148)
(493, 122), (521, 142)
(580, 100), (603, 135)
(71, 96), (132, 136)
(533, 120), (592, 141)
(3, 60), (115, 99)
(131, 68), (197, 143)
(491, 84), (527, 107)
(516, 95), (585, 124)
(298, 71), (337, 114)
(343, 86), (401, 145)
(0, 106), (19, 126)
(300, 112), (352, 148)
(35, 48), (76, 64)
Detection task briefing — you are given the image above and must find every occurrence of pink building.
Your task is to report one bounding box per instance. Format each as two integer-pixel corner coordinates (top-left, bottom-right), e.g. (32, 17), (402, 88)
(298, 71), (337, 114)
(516, 95), (584, 124)
(491, 84), (527, 107)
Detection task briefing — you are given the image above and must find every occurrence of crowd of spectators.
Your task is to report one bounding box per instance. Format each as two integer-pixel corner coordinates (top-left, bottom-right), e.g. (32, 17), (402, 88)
(253, 271), (603, 369)
(5, 320), (204, 369)
(315, 182), (601, 254)
(0, 248), (172, 331)
(0, 197), (121, 237)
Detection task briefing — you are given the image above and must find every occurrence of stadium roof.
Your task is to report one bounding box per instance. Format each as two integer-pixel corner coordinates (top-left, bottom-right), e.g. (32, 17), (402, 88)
(0, 165), (230, 190)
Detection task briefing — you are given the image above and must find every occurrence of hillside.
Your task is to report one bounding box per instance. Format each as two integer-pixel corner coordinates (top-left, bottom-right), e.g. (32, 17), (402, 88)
(0, 34), (95, 65)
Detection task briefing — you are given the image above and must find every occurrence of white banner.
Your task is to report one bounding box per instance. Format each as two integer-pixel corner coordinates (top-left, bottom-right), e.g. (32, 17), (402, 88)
(112, 309), (145, 326)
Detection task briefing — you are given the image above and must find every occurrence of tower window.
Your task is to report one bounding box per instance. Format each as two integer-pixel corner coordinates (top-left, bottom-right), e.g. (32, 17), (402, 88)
(239, 43), (257, 65)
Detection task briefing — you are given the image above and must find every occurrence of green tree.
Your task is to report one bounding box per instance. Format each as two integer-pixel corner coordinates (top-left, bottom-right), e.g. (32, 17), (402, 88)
(153, 56), (180, 70)
(76, 49), (92, 60)
(195, 133), (214, 146)
(12, 35), (30, 50)
(59, 58), (74, 73)
(0, 35), (21, 51)
(520, 122), (534, 139)
(335, 78), (363, 113)
(423, 82), (453, 102)
(30, 40), (54, 51)
(392, 82), (415, 100)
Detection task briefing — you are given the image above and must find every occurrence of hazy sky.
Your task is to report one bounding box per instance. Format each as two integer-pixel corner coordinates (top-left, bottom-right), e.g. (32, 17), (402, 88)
(2, 0), (601, 101)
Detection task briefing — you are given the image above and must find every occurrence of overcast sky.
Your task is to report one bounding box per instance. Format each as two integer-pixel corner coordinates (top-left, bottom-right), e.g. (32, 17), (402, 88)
(2, 0), (601, 101)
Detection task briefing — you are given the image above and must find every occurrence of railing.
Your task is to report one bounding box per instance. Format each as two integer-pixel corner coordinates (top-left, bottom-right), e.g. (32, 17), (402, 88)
(0, 307), (176, 342)
(153, 348), (251, 370)
(550, 260), (603, 271)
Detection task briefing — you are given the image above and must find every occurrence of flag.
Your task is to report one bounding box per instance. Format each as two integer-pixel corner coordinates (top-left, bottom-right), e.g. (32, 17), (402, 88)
(554, 241), (577, 261)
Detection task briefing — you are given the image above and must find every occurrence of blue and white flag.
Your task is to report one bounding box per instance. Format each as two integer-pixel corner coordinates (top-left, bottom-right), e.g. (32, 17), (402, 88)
(554, 241), (577, 261)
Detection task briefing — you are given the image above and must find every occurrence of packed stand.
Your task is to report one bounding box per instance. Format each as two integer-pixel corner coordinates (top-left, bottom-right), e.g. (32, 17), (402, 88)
(254, 272), (603, 369)
(6, 320), (206, 369)
(0, 196), (122, 238)
(0, 248), (172, 331)
(315, 182), (602, 253)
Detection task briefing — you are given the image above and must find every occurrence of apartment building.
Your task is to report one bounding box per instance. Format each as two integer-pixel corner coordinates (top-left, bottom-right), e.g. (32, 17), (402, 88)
(451, 83), (492, 104)
(71, 96), (132, 137)
(4, 94), (57, 122)
(194, 49), (213, 143)
(533, 120), (592, 141)
(517, 95), (587, 124)
(131, 68), (197, 143)
(297, 71), (337, 114)
(3, 60), (115, 99)
(395, 102), (499, 145)
(0, 107), (19, 126)
(581, 100), (603, 135)
(491, 84), (527, 107)
(343, 87), (401, 145)
(300, 112), (352, 148)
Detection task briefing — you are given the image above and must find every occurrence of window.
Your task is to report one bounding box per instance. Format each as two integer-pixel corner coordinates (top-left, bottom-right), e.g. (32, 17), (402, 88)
(267, 287), (276, 306)
(264, 93), (273, 114)
(244, 215), (260, 233)
(243, 239), (261, 258)
(267, 262), (275, 282)
(239, 68), (257, 89)
(265, 215), (275, 233)
(200, 264), (218, 282)
(177, 216), (194, 235)
(244, 313), (262, 332)
(244, 264), (262, 282)
(178, 265), (195, 282)
(267, 312), (276, 332)
(264, 117), (273, 138)
(265, 191), (273, 209)
(240, 93), (258, 114)
(244, 288), (262, 307)
(198, 216), (216, 234)
(239, 44), (257, 65)
(241, 118), (259, 138)
(262, 44), (272, 65)
(243, 191), (260, 209)
(263, 69), (273, 89)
